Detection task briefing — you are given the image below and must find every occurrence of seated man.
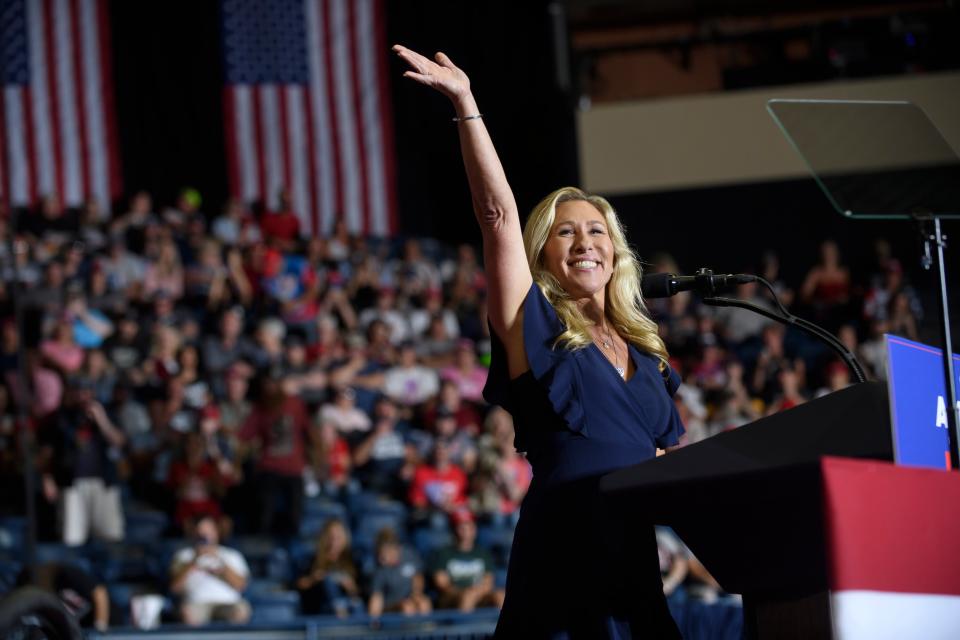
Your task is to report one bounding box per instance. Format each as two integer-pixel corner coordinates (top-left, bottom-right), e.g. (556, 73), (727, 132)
(430, 508), (504, 612)
(367, 528), (431, 618)
(169, 515), (251, 625)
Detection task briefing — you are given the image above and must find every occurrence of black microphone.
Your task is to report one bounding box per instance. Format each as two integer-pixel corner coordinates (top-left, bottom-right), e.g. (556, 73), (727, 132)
(641, 269), (757, 299)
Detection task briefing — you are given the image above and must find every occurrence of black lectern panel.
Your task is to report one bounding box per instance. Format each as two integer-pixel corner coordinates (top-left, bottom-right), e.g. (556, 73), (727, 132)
(603, 382), (890, 495)
(599, 382), (891, 596)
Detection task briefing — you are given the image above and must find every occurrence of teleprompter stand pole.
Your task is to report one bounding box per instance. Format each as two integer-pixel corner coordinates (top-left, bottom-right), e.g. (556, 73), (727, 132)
(916, 213), (960, 470)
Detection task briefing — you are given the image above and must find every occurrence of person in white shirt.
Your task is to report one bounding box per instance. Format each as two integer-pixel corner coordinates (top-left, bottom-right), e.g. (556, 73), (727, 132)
(358, 288), (411, 345)
(169, 515), (251, 626)
(383, 343), (440, 407)
(317, 387), (372, 437)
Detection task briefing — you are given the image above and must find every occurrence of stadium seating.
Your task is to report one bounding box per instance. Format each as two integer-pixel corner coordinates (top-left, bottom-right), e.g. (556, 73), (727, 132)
(247, 589), (300, 623)
(298, 499), (348, 539)
(0, 518), (26, 552)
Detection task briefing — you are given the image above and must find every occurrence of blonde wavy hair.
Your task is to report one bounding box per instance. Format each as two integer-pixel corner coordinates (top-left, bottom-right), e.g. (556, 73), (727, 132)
(522, 187), (669, 370)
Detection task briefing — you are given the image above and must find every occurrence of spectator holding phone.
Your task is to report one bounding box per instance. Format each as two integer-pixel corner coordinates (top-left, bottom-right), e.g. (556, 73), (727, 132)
(169, 514), (251, 626)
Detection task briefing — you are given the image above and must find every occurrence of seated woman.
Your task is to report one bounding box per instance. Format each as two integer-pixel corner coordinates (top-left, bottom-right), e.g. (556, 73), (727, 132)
(295, 519), (362, 618)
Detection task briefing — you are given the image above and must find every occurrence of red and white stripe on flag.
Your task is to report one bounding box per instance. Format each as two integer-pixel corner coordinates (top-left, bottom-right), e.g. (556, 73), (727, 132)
(221, 0), (397, 237)
(822, 457), (960, 639)
(0, 0), (122, 210)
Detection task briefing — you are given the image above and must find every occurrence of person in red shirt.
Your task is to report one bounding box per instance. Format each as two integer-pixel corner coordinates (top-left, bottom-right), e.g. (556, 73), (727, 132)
(239, 367), (313, 536)
(408, 440), (467, 526)
(258, 190), (301, 249)
(765, 365), (807, 415)
(167, 431), (228, 535)
(309, 418), (355, 499)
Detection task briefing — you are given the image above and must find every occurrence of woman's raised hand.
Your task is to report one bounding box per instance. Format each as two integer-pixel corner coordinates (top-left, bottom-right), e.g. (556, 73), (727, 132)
(392, 45), (470, 102)
(393, 44), (529, 347)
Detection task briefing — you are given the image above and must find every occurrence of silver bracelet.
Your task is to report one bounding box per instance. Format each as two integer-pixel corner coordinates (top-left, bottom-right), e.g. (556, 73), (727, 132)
(452, 113), (483, 122)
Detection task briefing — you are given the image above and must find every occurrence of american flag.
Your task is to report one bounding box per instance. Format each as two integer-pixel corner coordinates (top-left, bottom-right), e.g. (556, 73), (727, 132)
(221, 0), (397, 236)
(0, 0), (121, 211)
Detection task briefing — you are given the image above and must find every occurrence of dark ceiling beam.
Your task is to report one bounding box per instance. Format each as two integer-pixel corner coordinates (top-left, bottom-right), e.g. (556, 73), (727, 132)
(571, 1), (946, 51)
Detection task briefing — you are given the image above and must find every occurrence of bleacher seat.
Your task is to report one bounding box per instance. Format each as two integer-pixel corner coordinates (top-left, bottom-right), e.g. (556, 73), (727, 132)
(354, 497), (407, 521)
(0, 517), (26, 551)
(476, 524), (514, 566)
(124, 509), (169, 543)
(344, 490), (382, 514)
(247, 589), (300, 623)
(263, 548), (294, 584)
(411, 527), (453, 561)
(303, 498), (347, 520)
(107, 582), (140, 626)
(86, 542), (154, 583)
(286, 538), (316, 577)
(246, 578), (287, 595)
(298, 500), (348, 539)
(33, 544), (94, 576)
(354, 512), (406, 544)
(231, 537), (292, 583)
(0, 558), (22, 595)
(147, 538), (191, 583)
(350, 497), (408, 549)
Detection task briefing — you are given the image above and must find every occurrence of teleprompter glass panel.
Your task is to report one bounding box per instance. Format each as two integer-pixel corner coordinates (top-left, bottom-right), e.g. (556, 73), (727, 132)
(767, 99), (960, 219)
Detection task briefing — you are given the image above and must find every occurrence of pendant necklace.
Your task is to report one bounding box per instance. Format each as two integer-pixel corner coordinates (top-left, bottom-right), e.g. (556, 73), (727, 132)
(598, 323), (625, 379)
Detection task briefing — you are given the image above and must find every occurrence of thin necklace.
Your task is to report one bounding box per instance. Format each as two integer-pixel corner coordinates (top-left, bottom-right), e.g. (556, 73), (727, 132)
(596, 322), (625, 379)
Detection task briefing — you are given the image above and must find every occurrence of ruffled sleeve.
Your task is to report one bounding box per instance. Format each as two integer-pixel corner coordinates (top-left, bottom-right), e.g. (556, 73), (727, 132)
(483, 283), (586, 444)
(663, 365), (681, 398)
(655, 365), (684, 448)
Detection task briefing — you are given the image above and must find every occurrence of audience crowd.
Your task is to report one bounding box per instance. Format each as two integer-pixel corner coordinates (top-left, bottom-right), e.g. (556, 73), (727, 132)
(0, 190), (922, 630)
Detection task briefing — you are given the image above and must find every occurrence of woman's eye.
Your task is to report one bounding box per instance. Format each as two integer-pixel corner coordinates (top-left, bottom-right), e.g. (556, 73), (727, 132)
(590, 228), (605, 235)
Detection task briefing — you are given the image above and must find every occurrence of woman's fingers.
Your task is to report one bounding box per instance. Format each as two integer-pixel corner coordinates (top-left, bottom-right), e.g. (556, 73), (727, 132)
(393, 44), (436, 74)
(402, 70), (434, 87)
(394, 44), (467, 98)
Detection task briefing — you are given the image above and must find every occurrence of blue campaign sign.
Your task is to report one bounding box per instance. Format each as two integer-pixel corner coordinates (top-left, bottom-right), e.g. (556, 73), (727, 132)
(885, 335), (960, 470)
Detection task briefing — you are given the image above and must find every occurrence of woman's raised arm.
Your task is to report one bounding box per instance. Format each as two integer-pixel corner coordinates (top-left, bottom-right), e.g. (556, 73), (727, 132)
(393, 45), (532, 344)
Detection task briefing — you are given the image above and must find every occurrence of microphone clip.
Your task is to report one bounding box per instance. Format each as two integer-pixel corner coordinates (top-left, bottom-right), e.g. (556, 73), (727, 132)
(691, 268), (755, 297)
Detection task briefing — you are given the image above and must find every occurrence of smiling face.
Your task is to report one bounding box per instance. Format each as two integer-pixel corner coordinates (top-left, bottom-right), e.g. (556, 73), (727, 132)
(541, 199), (615, 305)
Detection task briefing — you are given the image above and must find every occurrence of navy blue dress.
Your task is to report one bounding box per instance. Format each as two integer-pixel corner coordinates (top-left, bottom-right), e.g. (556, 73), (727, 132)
(484, 283), (684, 639)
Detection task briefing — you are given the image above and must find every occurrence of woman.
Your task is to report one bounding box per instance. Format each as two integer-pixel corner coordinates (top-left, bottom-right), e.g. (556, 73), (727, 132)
(142, 237), (185, 302)
(308, 417), (355, 499)
(295, 519), (361, 617)
(439, 339), (488, 404)
(394, 45), (683, 637)
(799, 239), (851, 331)
(184, 238), (229, 310)
(39, 317), (85, 376)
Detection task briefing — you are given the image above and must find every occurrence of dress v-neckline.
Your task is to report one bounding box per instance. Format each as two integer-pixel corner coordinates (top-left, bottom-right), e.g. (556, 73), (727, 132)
(590, 341), (638, 384)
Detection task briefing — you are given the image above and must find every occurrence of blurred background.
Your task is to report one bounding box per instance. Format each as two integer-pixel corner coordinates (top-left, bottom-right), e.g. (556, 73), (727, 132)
(0, 0), (958, 638)
(103, 0), (960, 337)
